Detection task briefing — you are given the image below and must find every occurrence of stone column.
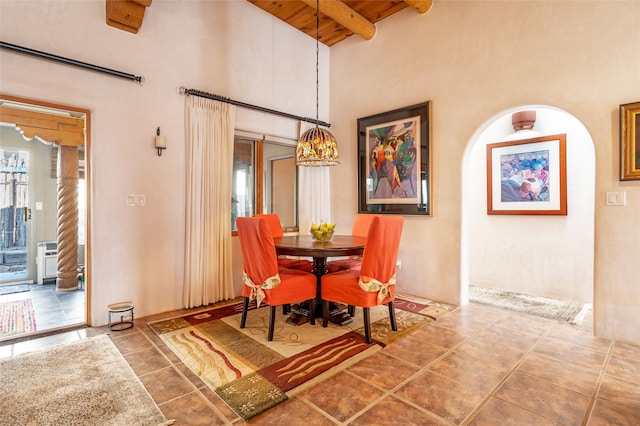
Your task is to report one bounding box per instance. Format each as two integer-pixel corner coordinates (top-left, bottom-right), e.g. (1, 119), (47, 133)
(56, 145), (79, 291)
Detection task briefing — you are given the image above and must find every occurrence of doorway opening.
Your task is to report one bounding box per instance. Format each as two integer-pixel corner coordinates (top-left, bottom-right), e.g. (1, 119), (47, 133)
(461, 105), (595, 320)
(0, 95), (90, 341)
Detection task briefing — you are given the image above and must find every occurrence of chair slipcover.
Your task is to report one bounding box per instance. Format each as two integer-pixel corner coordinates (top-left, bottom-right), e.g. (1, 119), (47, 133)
(253, 213), (313, 273)
(326, 214), (380, 273)
(237, 217), (317, 340)
(321, 216), (404, 343)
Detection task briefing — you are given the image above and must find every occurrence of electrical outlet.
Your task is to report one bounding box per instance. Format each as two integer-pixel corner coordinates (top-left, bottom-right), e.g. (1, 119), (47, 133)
(396, 259), (402, 269)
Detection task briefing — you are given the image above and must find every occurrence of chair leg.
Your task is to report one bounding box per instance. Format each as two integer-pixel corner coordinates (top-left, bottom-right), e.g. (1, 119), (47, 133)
(240, 297), (249, 328)
(268, 305), (276, 341)
(363, 307), (372, 344)
(322, 300), (329, 327)
(348, 305), (355, 317)
(308, 299), (316, 325)
(388, 301), (397, 331)
(283, 304), (290, 315)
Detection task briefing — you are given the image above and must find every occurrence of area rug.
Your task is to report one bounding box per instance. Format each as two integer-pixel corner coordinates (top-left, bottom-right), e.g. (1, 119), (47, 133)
(149, 297), (447, 420)
(469, 285), (590, 324)
(0, 299), (36, 338)
(0, 335), (173, 426)
(0, 283), (30, 296)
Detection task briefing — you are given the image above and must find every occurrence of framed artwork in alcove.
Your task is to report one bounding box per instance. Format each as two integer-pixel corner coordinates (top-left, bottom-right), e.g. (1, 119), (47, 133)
(486, 134), (567, 215)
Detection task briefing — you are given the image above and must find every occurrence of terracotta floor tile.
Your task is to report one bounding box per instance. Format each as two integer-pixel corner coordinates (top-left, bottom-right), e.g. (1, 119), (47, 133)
(468, 397), (561, 425)
(533, 337), (608, 371)
(247, 398), (335, 425)
(455, 337), (527, 367)
(428, 350), (511, 393)
(299, 371), (385, 422)
(347, 350), (420, 390)
(122, 346), (171, 376)
(350, 395), (448, 425)
(588, 398), (640, 425)
(109, 330), (153, 354)
(431, 311), (491, 333)
(382, 334), (449, 367)
(545, 323), (611, 352)
(605, 353), (640, 384)
(495, 371), (591, 424)
(159, 391), (227, 425)
(493, 312), (555, 334)
(396, 370), (486, 424)
(517, 353), (601, 396)
(409, 323), (473, 349)
(139, 366), (196, 405)
(598, 374), (640, 407)
(457, 303), (506, 322)
(612, 341), (640, 363)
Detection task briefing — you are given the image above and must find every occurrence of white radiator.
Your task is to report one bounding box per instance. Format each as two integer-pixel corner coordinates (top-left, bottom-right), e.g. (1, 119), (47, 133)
(36, 241), (57, 284)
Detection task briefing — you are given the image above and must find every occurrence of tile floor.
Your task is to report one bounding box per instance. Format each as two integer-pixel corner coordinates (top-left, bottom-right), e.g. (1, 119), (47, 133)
(0, 282), (86, 342)
(1, 298), (640, 425)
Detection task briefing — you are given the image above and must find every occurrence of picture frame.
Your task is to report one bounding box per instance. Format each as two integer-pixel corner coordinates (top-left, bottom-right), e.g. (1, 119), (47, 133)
(620, 101), (640, 181)
(486, 134), (567, 215)
(357, 101), (431, 215)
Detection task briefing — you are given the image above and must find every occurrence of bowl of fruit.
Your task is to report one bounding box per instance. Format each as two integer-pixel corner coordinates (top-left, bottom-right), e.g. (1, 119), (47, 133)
(310, 222), (336, 242)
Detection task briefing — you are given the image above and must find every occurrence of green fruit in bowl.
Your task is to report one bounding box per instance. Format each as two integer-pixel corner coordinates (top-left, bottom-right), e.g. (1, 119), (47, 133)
(310, 222), (335, 241)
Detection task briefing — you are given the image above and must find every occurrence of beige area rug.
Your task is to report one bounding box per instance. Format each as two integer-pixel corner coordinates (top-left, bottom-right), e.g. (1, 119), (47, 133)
(0, 335), (173, 426)
(0, 299), (36, 338)
(149, 297), (453, 420)
(469, 285), (591, 324)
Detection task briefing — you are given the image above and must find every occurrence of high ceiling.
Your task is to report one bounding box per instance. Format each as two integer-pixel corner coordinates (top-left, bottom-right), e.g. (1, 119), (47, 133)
(247, 1), (433, 46)
(104, 1), (433, 46)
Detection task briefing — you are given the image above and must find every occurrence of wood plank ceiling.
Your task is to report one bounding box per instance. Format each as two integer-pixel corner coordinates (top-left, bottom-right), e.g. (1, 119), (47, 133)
(247, 1), (433, 46)
(105, 0), (433, 46)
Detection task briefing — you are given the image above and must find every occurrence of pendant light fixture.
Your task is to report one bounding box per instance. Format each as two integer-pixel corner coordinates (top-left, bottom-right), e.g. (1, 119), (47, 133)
(296, 0), (340, 167)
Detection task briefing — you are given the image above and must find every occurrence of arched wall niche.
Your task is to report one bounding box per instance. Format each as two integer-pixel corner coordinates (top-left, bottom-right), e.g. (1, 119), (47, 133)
(461, 105), (595, 309)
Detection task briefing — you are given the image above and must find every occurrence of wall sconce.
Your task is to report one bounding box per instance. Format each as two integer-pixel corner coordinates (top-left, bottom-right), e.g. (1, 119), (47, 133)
(154, 127), (167, 156)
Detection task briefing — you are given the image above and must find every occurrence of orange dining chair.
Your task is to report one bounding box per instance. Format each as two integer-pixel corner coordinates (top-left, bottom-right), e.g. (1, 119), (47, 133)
(253, 213), (313, 273)
(326, 213), (380, 273)
(236, 217), (317, 341)
(321, 216), (404, 344)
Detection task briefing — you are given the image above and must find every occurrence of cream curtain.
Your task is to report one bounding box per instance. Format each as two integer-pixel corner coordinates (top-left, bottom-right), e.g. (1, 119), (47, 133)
(298, 121), (332, 234)
(183, 96), (236, 308)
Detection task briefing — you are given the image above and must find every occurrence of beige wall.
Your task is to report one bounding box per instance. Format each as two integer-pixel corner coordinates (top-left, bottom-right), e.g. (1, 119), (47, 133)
(330, 1), (640, 344)
(2, 1), (638, 345)
(0, 1), (325, 325)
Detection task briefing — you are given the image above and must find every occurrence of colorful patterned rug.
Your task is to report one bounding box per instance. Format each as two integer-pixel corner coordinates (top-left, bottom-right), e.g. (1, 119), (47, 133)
(0, 299), (36, 338)
(149, 297), (447, 420)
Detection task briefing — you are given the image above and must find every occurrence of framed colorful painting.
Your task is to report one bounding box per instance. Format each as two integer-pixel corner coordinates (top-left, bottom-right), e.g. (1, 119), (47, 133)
(620, 101), (640, 181)
(357, 101), (431, 215)
(486, 134), (567, 215)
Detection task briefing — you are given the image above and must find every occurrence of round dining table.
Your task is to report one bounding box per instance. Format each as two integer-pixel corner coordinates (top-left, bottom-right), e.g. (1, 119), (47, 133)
(274, 234), (366, 326)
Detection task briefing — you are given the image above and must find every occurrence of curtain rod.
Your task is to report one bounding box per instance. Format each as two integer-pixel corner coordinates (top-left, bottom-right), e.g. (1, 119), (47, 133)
(179, 86), (331, 128)
(0, 41), (144, 84)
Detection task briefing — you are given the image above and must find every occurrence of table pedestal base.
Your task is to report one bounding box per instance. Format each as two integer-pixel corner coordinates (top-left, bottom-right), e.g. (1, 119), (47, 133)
(286, 302), (353, 326)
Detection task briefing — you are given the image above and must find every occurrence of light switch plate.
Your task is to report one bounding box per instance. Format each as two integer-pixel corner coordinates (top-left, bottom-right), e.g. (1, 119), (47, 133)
(606, 191), (626, 206)
(126, 194), (145, 206)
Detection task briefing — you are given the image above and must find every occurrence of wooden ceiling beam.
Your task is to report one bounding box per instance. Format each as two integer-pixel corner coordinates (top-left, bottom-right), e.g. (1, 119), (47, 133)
(300, 0), (376, 41)
(106, 0), (152, 34)
(403, 0), (433, 14)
